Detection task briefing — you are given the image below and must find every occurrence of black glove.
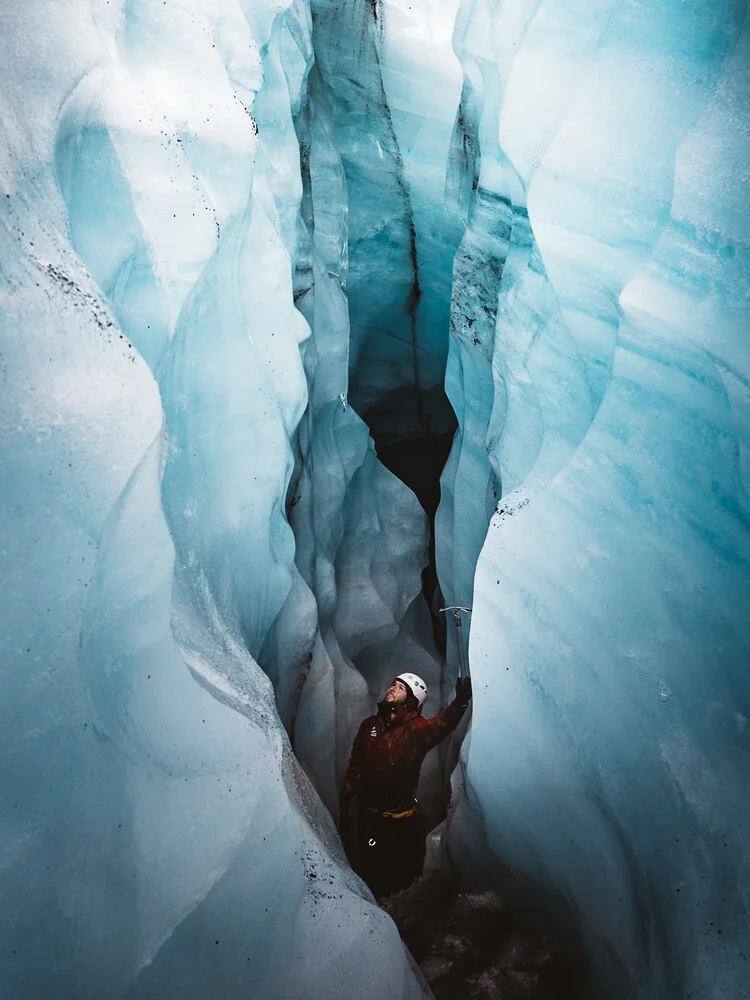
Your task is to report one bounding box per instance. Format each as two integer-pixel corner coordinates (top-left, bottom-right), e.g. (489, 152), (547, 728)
(455, 676), (472, 706)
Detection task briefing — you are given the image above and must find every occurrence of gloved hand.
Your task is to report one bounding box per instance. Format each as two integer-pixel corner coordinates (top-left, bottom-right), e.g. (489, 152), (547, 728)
(455, 676), (472, 706)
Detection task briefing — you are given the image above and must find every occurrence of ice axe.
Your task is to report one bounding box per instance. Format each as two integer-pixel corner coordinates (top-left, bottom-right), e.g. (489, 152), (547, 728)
(438, 606), (472, 679)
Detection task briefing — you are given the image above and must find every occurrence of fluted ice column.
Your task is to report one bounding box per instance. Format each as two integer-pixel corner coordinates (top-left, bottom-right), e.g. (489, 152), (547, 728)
(447, 2), (750, 997)
(0, 1), (430, 996)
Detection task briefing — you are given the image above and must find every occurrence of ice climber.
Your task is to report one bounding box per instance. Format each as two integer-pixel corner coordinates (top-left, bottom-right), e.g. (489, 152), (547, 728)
(339, 672), (472, 899)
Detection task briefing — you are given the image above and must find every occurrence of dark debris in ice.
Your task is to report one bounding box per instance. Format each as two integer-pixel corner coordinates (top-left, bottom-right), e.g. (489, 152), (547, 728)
(43, 262), (116, 333)
(382, 873), (584, 1000)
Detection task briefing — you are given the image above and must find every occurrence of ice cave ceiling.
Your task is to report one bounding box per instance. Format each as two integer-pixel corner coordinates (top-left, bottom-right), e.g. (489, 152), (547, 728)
(1, 0), (749, 999)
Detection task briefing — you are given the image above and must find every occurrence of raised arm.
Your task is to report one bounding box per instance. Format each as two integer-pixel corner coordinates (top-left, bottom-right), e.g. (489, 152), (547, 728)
(414, 677), (472, 751)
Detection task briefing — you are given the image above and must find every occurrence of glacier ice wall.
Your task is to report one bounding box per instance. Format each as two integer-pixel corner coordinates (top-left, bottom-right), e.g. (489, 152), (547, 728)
(442, 0), (750, 998)
(2, 0), (750, 997)
(0, 1), (431, 997)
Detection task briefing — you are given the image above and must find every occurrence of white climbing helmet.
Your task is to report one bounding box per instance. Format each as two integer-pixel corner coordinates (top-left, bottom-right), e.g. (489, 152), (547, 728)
(396, 672), (428, 709)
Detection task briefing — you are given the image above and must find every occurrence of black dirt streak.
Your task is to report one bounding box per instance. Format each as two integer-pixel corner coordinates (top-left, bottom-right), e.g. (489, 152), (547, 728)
(41, 262), (135, 356)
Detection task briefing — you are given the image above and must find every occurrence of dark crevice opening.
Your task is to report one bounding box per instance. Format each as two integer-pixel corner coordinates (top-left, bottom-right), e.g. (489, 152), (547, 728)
(362, 385), (457, 653)
(309, 0), (459, 647)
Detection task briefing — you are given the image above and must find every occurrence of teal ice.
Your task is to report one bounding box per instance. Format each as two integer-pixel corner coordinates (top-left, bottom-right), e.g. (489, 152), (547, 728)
(1, 0), (748, 998)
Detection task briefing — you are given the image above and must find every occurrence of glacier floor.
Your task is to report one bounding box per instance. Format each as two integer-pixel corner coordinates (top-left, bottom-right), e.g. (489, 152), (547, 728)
(383, 872), (586, 1000)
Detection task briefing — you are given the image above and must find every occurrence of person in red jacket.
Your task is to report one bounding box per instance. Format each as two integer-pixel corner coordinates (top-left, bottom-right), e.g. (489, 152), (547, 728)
(339, 671), (472, 899)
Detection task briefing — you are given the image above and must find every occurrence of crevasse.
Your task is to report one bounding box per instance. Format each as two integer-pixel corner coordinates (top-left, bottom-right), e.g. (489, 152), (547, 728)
(1, 0), (748, 999)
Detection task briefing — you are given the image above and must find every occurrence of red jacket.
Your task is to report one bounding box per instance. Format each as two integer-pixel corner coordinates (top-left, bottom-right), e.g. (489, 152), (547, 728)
(340, 697), (468, 813)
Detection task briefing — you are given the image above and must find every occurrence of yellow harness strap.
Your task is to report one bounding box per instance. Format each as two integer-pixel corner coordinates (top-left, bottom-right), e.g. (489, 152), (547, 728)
(381, 807), (415, 820)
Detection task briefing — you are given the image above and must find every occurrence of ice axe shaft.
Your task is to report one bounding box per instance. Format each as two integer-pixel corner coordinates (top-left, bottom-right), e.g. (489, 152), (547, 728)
(438, 606), (472, 679)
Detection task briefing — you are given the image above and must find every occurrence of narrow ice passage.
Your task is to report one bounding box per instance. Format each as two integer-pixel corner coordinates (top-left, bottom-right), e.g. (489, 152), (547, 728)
(1, 0), (749, 999)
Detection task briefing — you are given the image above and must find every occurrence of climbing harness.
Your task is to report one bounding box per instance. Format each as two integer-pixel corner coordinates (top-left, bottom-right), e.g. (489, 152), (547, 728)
(382, 806), (415, 820)
(364, 803), (416, 820)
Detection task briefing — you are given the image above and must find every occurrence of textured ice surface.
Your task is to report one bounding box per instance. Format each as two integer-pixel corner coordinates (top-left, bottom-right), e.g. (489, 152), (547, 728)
(443, 1), (750, 998)
(2, 0), (749, 997)
(0, 1), (430, 997)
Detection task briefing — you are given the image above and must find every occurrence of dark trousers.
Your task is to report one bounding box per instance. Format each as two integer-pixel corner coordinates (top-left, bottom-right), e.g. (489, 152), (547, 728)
(356, 808), (427, 899)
